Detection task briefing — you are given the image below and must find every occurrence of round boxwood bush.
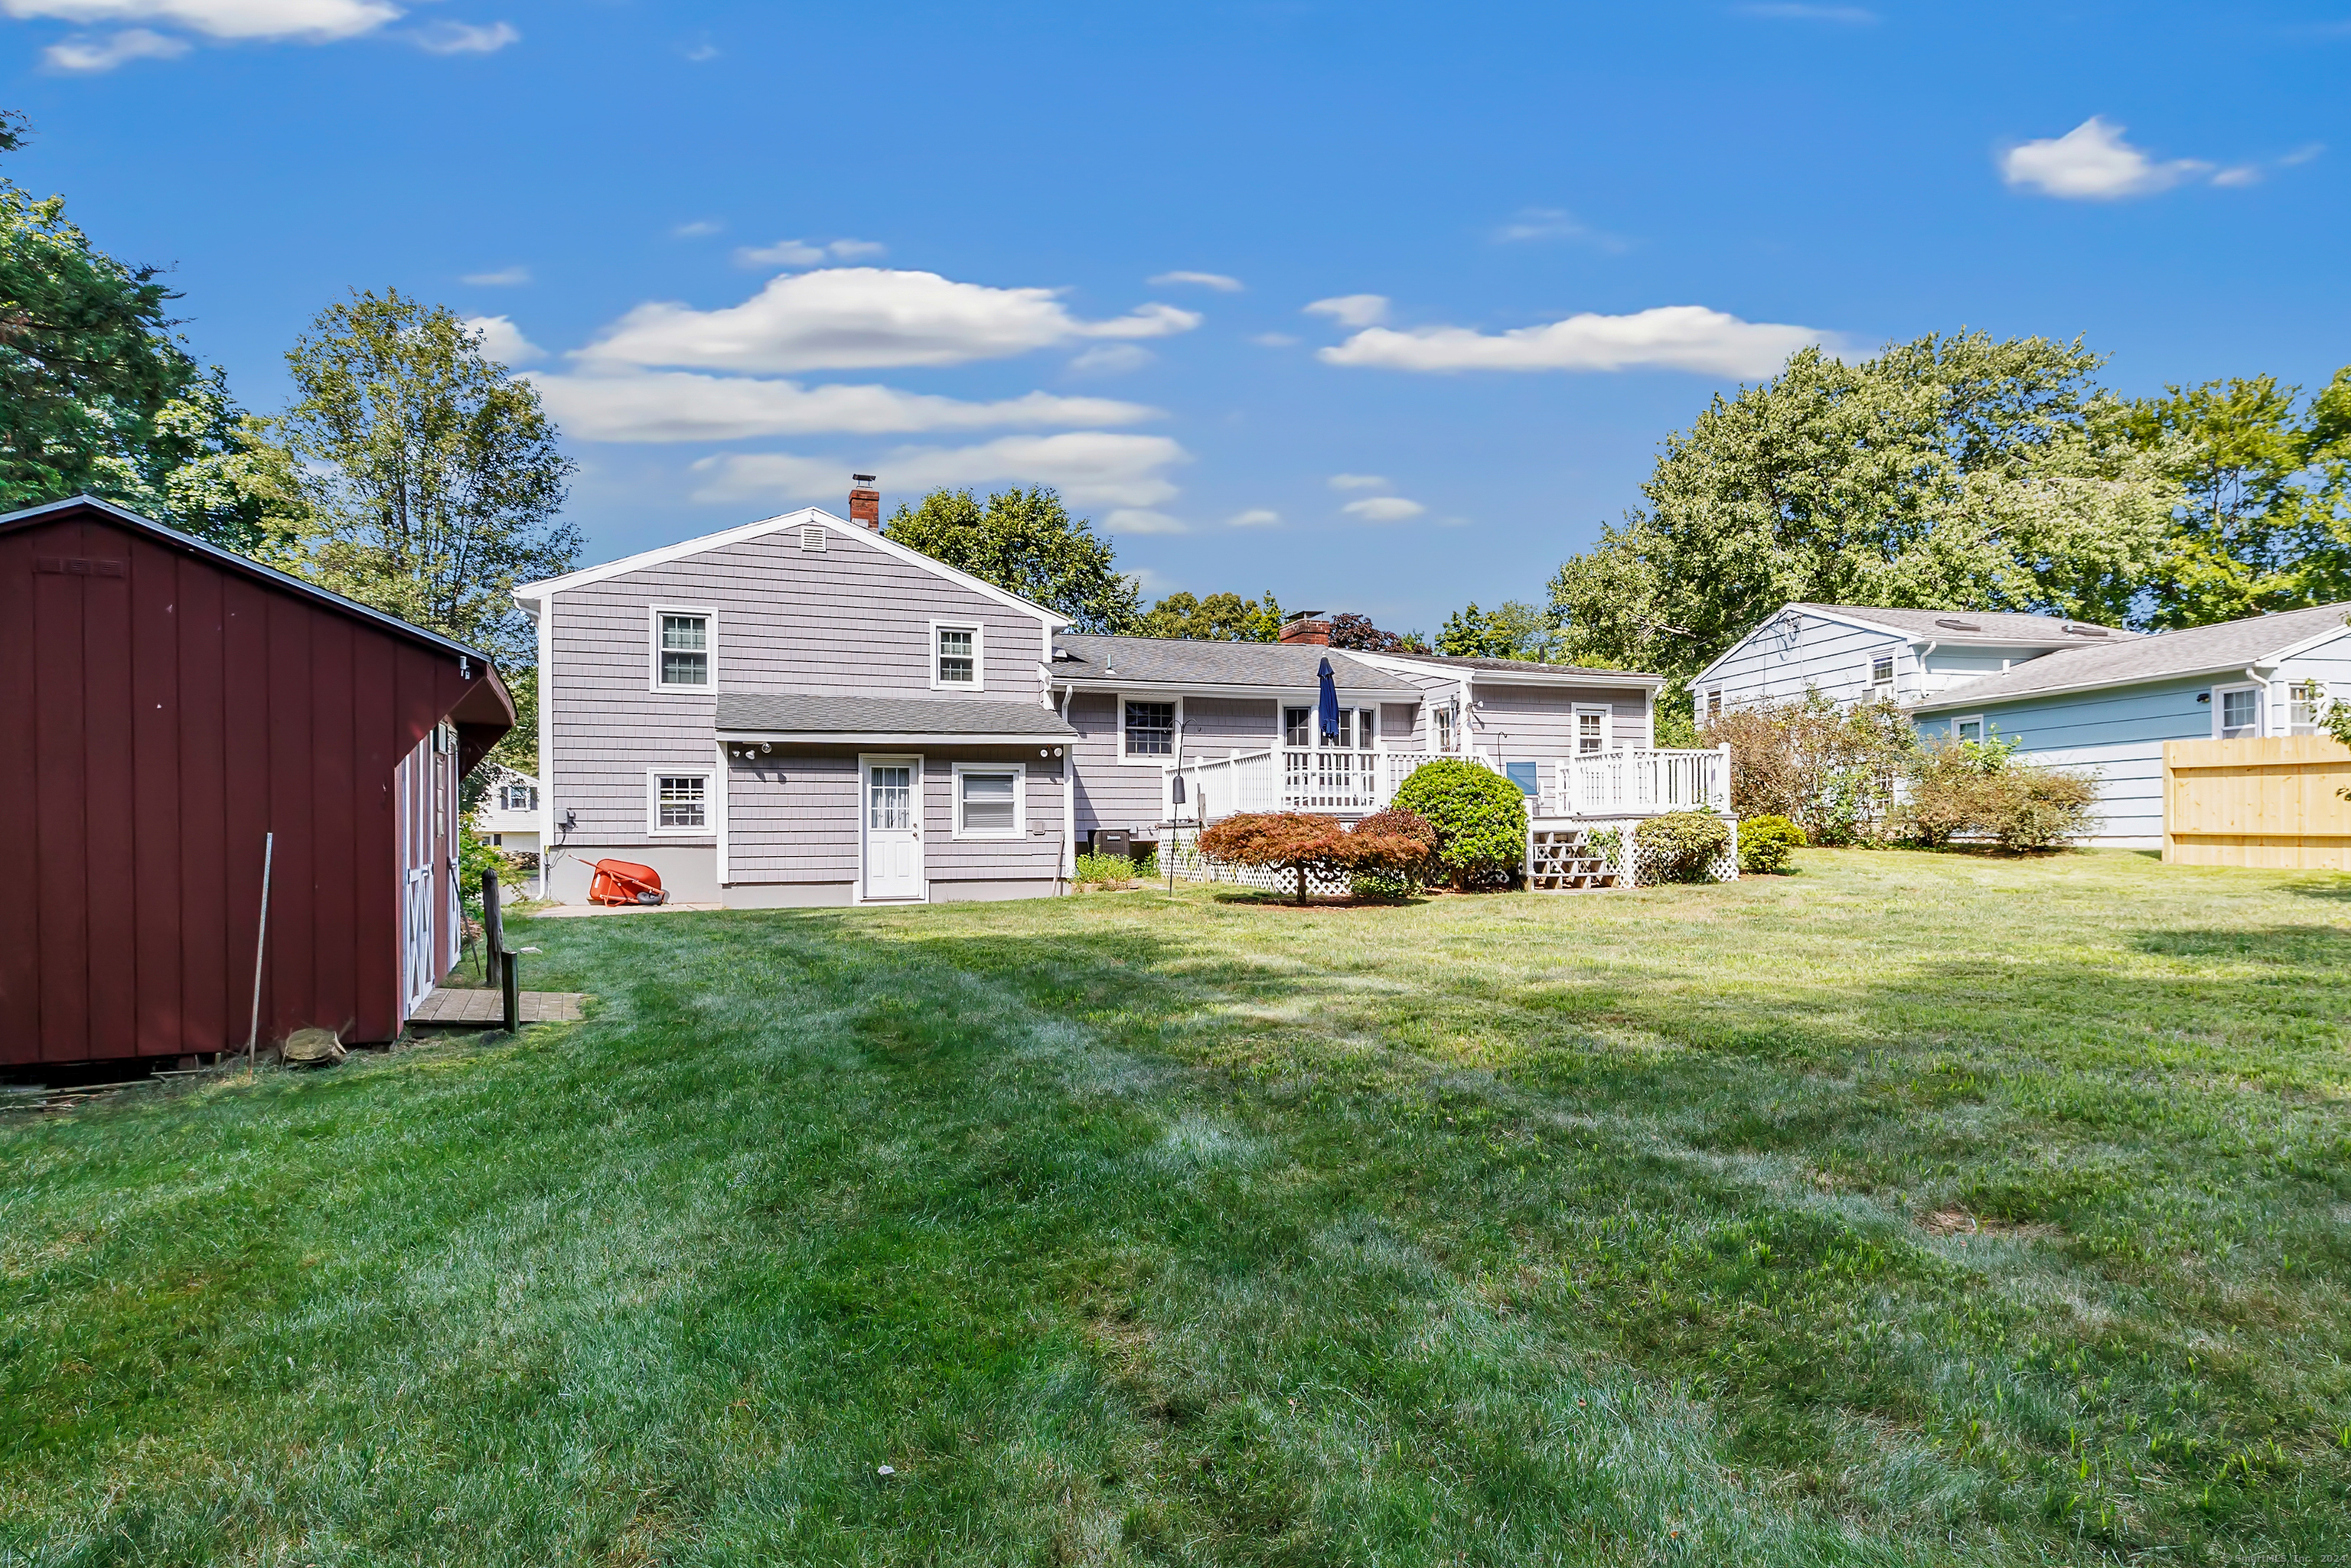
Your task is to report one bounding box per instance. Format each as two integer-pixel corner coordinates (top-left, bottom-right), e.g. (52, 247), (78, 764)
(1737, 813), (1805, 875)
(1391, 760), (1528, 890)
(1635, 810), (1732, 884)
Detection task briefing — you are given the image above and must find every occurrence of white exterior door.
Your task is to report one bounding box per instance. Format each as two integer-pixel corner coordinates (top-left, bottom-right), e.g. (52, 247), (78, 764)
(862, 758), (924, 900)
(397, 735), (439, 1009)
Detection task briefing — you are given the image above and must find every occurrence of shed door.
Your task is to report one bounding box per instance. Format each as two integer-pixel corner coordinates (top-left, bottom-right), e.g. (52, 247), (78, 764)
(862, 758), (924, 900)
(399, 736), (438, 1009)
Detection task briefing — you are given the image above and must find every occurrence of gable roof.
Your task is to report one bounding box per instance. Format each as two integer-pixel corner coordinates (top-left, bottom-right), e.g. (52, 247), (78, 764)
(1789, 603), (2138, 646)
(1913, 601), (2351, 712)
(1052, 634), (1417, 694)
(511, 507), (1068, 629)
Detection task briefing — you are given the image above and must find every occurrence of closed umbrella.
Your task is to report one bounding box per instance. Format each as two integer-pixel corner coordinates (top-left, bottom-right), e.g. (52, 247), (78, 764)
(1317, 657), (1342, 743)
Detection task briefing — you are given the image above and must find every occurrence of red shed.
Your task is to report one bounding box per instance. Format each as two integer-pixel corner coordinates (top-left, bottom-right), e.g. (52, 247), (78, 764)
(1, 496), (515, 1066)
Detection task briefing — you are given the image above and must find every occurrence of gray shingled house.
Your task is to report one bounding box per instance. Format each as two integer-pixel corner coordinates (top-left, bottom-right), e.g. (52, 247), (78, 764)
(517, 491), (1698, 906)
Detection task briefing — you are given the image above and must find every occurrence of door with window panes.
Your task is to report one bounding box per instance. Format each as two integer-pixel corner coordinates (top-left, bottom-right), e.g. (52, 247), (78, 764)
(862, 758), (924, 899)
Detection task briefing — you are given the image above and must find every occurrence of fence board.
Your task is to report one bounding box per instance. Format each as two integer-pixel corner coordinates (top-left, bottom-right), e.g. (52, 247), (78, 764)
(2163, 736), (2351, 869)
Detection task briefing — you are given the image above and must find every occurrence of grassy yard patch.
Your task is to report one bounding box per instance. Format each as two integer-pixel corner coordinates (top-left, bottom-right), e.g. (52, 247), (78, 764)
(5, 849), (2350, 1565)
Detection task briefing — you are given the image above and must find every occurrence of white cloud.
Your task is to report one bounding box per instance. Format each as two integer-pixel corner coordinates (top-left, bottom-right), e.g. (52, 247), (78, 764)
(412, 18), (515, 54)
(41, 23), (183, 66)
(1733, 3), (1876, 21)
(1250, 332), (1299, 347)
(1327, 473), (1389, 491)
(4, 0), (398, 40)
(1305, 294), (1390, 328)
(1149, 270), (1244, 292)
(680, 40), (716, 61)
(1067, 344), (1154, 375)
(466, 315), (542, 365)
(1318, 304), (1830, 377)
(1342, 496), (1425, 521)
(1491, 207), (1629, 251)
(691, 432), (1189, 510)
(1105, 508), (1189, 535)
(2000, 117), (2215, 200)
(462, 264), (531, 286)
(530, 370), (1157, 443)
(1226, 508), (1280, 528)
(671, 219), (723, 239)
(579, 268), (1202, 374)
(734, 236), (887, 268)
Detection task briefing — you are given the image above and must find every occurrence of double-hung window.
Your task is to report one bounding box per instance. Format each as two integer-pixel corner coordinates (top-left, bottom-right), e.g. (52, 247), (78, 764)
(1283, 706), (1311, 747)
(654, 611), (712, 690)
(1575, 706), (1609, 755)
(2289, 680), (2328, 735)
(954, 765), (1024, 838)
(1868, 654), (1895, 699)
(1432, 705), (1455, 753)
(2217, 685), (2262, 740)
(649, 771), (711, 834)
(933, 623), (980, 687)
(501, 782), (537, 813)
(1123, 699), (1176, 758)
(1704, 689), (1723, 722)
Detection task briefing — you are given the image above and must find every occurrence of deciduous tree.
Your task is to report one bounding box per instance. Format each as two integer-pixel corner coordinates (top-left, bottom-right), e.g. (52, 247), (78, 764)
(1138, 589), (1283, 641)
(885, 485), (1141, 633)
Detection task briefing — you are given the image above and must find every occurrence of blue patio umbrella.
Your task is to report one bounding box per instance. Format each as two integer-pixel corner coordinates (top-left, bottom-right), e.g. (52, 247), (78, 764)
(1316, 657), (1342, 742)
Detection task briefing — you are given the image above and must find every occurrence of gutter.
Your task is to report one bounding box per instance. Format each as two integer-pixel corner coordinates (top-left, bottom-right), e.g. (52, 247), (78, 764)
(1913, 661), (2281, 715)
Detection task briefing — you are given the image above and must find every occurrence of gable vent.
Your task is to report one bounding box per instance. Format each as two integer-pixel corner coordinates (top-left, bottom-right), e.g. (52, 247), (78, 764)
(800, 525), (827, 553)
(2062, 623), (2108, 637)
(1935, 618), (1981, 631)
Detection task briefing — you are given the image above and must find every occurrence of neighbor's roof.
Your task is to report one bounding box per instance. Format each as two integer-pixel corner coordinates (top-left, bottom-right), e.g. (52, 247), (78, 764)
(1914, 601), (2351, 712)
(1792, 603), (2141, 647)
(1052, 634), (1418, 693)
(1377, 650), (1664, 682)
(713, 692), (1078, 738)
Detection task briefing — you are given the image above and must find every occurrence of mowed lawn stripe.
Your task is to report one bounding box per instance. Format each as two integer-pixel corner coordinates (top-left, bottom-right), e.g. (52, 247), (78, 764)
(4, 849), (2349, 1565)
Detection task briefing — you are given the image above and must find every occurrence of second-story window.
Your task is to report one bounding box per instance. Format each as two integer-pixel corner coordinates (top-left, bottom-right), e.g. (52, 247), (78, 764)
(935, 624), (979, 686)
(1124, 699), (1175, 757)
(656, 612), (710, 689)
(1869, 654), (1894, 694)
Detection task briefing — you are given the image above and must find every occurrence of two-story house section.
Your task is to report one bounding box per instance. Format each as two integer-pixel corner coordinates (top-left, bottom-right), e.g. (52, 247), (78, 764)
(1689, 603), (2139, 723)
(514, 504), (1078, 908)
(1348, 649), (1663, 791)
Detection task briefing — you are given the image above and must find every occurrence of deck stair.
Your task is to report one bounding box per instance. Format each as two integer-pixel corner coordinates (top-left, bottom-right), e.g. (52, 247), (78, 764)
(1527, 824), (1625, 891)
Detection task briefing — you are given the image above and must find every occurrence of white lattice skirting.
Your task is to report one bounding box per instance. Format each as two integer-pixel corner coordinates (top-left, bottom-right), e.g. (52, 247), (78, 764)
(1160, 820), (1739, 895)
(1156, 828), (1355, 896)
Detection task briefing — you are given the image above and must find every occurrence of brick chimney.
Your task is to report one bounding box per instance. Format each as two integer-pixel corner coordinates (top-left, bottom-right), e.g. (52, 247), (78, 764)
(849, 473), (881, 530)
(1277, 611), (1331, 646)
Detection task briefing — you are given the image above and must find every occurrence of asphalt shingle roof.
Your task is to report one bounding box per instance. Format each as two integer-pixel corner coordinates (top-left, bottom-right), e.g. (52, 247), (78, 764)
(1380, 651), (1661, 680)
(1913, 601), (2351, 711)
(1796, 603), (2141, 647)
(1051, 634), (1417, 693)
(712, 693), (1077, 736)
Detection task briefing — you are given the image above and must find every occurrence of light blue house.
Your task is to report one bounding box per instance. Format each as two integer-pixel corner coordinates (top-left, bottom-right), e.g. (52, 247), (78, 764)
(1688, 603), (2139, 724)
(1910, 602), (2351, 847)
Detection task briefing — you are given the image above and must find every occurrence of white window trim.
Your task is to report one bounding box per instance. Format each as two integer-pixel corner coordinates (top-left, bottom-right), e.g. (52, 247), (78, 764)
(1119, 693), (1182, 765)
(2213, 682), (2265, 741)
(649, 604), (718, 693)
(951, 761), (1027, 840)
(856, 752), (927, 905)
(1951, 715), (1986, 743)
(2285, 677), (2330, 735)
(1430, 700), (1456, 754)
(1572, 703), (1612, 755)
(646, 768), (716, 836)
(929, 619), (985, 690)
(1867, 653), (1896, 697)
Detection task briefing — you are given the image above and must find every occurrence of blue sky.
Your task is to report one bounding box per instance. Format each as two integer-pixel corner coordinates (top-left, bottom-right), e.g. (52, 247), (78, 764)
(5, 2), (2346, 634)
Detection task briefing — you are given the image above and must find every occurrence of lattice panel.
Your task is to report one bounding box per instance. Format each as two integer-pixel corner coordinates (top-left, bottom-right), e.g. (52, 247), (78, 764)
(1158, 829), (1355, 896)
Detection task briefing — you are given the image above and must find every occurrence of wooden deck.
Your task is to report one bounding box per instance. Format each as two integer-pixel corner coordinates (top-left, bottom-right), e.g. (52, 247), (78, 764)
(409, 987), (587, 1025)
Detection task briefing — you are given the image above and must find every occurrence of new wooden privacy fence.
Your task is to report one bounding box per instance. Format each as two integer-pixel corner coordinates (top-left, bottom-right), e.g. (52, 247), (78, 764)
(2163, 736), (2351, 869)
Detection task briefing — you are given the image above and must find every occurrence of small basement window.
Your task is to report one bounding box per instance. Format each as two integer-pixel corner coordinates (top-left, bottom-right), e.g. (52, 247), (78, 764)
(651, 772), (710, 833)
(955, 765), (1024, 838)
(654, 611), (711, 689)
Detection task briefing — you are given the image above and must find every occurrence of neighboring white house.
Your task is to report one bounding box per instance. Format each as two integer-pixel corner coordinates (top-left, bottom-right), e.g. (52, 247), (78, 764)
(1688, 603), (2139, 723)
(474, 768), (543, 859)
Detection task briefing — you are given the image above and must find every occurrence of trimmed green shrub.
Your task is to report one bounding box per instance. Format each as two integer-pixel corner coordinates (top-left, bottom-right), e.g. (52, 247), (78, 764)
(1635, 810), (1732, 884)
(1738, 813), (1805, 875)
(1391, 760), (1528, 890)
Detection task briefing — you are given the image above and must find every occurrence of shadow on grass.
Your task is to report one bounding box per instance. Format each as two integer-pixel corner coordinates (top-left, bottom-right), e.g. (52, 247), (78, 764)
(2131, 924), (2351, 966)
(2279, 874), (2351, 902)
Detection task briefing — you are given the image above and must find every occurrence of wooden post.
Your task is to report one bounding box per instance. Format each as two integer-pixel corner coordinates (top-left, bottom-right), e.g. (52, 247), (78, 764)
(481, 865), (504, 971)
(501, 950), (520, 1036)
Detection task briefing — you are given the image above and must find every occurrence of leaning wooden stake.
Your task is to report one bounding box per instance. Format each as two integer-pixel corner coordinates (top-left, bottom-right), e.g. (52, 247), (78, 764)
(246, 831), (275, 1080)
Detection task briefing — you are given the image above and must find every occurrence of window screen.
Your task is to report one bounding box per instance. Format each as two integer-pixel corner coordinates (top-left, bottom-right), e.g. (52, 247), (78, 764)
(960, 771), (1017, 833)
(659, 614), (709, 687)
(936, 626), (977, 685)
(657, 774), (707, 830)
(1125, 700), (1175, 755)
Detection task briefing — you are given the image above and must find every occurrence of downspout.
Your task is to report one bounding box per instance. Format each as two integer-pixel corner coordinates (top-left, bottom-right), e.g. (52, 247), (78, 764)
(1058, 683), (1076, 895)
(533, 591), (553, 898)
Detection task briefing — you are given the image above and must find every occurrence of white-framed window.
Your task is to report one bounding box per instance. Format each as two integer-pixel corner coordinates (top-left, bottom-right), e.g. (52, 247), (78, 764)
(1953, 716), (1984, 744)
(1283, 706), (1311, 747)
(647, 769), (713, 835)
(1867, 654), (1895, 696)
(1432, 704), (1456, 753)
(1359, 707), (1378, 745)
(1573, 704), (1611, 755)
(2288, 680), (2328, 735)
(953, 762), (1026, 839)
(2215, 683), (2262, 740)
(1704, 688), (1723, 722)
(1122, 696), (1177, 759)
(500, 781), (537, 813)
(651, 606), (715, 691)
(931, 621), (983, 688)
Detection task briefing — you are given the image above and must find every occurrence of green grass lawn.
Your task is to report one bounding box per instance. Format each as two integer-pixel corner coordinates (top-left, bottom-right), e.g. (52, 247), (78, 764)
(6, 850), (2351, 1566)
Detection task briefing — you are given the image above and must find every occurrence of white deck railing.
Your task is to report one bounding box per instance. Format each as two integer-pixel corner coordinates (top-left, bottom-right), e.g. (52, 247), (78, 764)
(1551, 745), (1731, 818)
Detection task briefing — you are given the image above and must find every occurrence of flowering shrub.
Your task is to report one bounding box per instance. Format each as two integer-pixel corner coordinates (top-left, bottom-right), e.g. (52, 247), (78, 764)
(1390, 760), (1528, 889)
